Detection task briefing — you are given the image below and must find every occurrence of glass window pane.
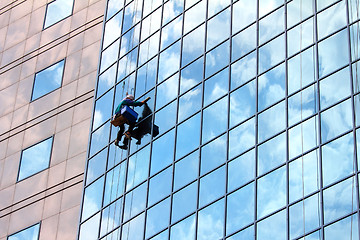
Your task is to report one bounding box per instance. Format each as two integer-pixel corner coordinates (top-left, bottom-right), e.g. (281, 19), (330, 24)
(316, 0), (338, 11)
(151, 129), (175, 175)
(199, 166), (225, 208)
(161, 15), (183, 51)
(103, 161), (126, 206)
(287, 0), (313, 28)
(232, 24), (256, 62)
(170, 214), (196, 240)
(323, 177), (357, 224)
(258, 101), (286, 142)
(324, 214), (359, 240)
(154, 100), (176, 134)
(79, 213), (100, 240)
(197, 199), (225, 240)
(184, 1), (206, 34)
(178, 84), (202, 122)
(320, 67), (351, 110)
(257, 210), (286, 240)
(136, 57), (157, 97)
(180, 57), (204, 94)
(126, 145), (150, 190)
(89, 122), (110, 157)
(176, 113), (201, 159)
(93, 89), (114, 130)
(8, 223), (40, 240)
(18, 137), (53, 181)
(317, 1), (347, 40)
(204, 68), (229, 107)
(86, 148), (107, 185)
(202, 97), (228, 143)
(259, 34), (285, 74)
(44, 0), (73, 28)
(97, 64), (116, 98)
(120, 24), (140, 58)
(321, 99), (352, 143)
(226, 183), (254, 234)
(106, 0), (123, 20)
(258, 133), (286, 175)
(148, 167), (173, 206)
(231, 51), (256, 90)
(141, 8), (162, 41)
(100, 197), (123, 237)
(353, 61), (360, 95)
(226, 225), (254, 240)
(259, 0), (283, 17)
(259, 7), (284, 45)
(232, 0), (256, 33)
(103, 11), (123, 48)
(205, 40), (230, 78)
(101, 39), (120, 74)
(121, 213), (145, 240)
(229, 117), (255, 159)
(258, 63), (285, 111)
(182, 25), (205, 66)
(82, 176), (104, 221)
(287, 17), (314, 57)
(32, 60), (65, 101)
(350, 23), (360, 62)
(174, 151), (199, 191)
(257, 166), (286, 219)
(139, 32), (160, 66)
(318, 29), (349, 78)
(206, 8), (230, 50)
(201, 134), (227, 175)
(290, 194), (321, 239)
(228, 149), (255, 192)
(122, 0), (142, 33)
(117, 47), (138, 81)
(322, 132), (355, 186)
(124, 182), (147, 222)
(145, 198), (171, 239)
(171, 182), (197, 223)
(289, 149), (320, 203)
(230, 79), (256, 128)
(156, 74), (179, 110)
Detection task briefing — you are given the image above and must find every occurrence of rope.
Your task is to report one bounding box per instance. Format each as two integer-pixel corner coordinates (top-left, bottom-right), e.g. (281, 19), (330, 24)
(144, 0), (154, 93)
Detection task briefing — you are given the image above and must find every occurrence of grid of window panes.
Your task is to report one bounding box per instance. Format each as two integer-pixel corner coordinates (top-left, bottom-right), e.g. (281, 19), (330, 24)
(78, 0), (360, 239)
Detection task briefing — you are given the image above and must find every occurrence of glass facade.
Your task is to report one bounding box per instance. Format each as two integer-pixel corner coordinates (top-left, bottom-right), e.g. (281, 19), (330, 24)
(79, 0), (360, 239)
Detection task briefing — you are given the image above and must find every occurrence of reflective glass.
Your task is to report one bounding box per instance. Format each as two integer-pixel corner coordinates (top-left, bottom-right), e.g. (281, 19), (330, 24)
(287, 17), (314, 57)
(176, 113), (201, 159)
(90, 122), (110, 157)
(257, 210), (286, 240)
(204, 68), (229, 107)
(82, 176), (105, 221)
(229, 117), (255, 159)
(202, 96), (228, 143)
(145, 198), (171, 239)
(18, 137), (52, 182)
(32, 60), (64, 101)
(148, 167), (172, 206)
(174, 151), (199, 191)
(353, 61), (360, 94)
(171, 182), (197, 223)
(79, 213), (100, 240)
(230, 79), (256, 128)
(206, 8), (230, 50)
(143, 0), (162, 17)
(258, 34), (285, 73)
(316, 0), (338, 11)
(258, 133), (286, 175)
(259, 7), (284, 45)
(318, 29), (349, 78)
(151, 129), (175, 175)
(321, 99), (352, 143)
(349, 0), (360, 23)
(228, 149), (255, 192)
(178, 84), (202, 122)
(324, 213), (359, 240)
(87, 148), (107, 184)
(126, 145), (150, 190)
(158, 42), (181, 82)
(226, 183), (254, 234)
(205, 40), (230, 78)
(287, 0), (313, 28)
(199, 166), (225, 207)
(232, 24), (256, 62)
(289, 150), (320, 203)
(123, 182), (147, 222)
(103, 11), (123, 48)
(232, 0), (256, 33)
(97, 64), (116, 98)
(182, 25), (205, 66)
(201, 134), (227, 175)
(350, 23), (360, 62)
(154, 100), (177, 132)
(163, 0), (184, 25)
(320, 67), (351, 110)
(150, 230), (168, 240)
(141, 7), (162, 41)
(180, 57), (204, 94)
(101, 39), (120, 73)
(120, 24), (140, 58)
(257, 166), (286, 218)
(8, 223), (40, 240)
(121, 213), (145, 240)
(317, 1), (347, 40)
(139, 32), (160, 66)
(259, 0), (283, 17)
(231, 52), (257, 90)
(258, 63), (285, 111)
(103, 161), (126, 206)
(161, 15), (183, 50)
(258, 101), (285, 143)
(170, 214), (196, 240)
(323, 177), (357, 224)
(289, 116), (318, 159)
(289, 194), (321, 239)
(106, 0), (123, 20)
(208, 0), (230, 17)
(288, 47), (316, 95)
(123, 0), (142, 33)
(322, 132), (355, 187)
(117, 47), (138, 81)
(184, 1), (206, 34)
(197, 199), (225, 240)
(156, 73), (179, 110)
(226, 225), (254, 240)
(94, 89), (114, 130)
(136, 57), (157, 97)
(100, 197), (123, 237)
(44, 0), (73, 28)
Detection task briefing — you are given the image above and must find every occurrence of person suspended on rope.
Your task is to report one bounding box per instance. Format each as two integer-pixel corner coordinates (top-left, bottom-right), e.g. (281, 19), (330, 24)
(111, 94), (145, 150)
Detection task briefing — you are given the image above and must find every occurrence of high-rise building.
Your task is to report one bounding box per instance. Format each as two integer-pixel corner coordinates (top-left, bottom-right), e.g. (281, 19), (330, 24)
(1, 0), (360, 240)
(0, 0), (106, 239)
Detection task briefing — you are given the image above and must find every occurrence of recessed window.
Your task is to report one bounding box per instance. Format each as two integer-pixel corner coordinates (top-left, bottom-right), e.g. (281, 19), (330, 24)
(31, 59), (65, 101)
(18, 137), (53, 181)
(44, 0), (74, 29)
(7, 223), (40, 240)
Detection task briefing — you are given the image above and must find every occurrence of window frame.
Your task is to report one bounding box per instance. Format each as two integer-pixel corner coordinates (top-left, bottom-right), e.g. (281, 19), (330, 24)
(7, 222), (41, 240)
(43, 0), (75, 29)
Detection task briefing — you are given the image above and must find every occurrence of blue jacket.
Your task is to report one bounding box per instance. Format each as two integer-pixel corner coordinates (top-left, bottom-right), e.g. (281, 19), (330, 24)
(114, 99), (142, 115)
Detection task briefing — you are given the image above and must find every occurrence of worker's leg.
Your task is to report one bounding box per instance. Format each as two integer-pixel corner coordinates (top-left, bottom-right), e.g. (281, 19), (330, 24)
(115, 124), (125, 146)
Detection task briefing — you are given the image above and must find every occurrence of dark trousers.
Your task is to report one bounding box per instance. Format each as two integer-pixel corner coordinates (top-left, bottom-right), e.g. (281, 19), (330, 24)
(116, 123), (135, 146)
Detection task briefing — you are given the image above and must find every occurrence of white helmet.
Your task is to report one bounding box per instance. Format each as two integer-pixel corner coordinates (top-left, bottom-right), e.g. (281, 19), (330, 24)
(126, 94), (134, 100)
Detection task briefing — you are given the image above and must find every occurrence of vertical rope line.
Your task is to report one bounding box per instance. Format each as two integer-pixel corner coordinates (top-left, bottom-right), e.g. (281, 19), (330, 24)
(144, 0), (154, 93)
(126, 146), (138, 240)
